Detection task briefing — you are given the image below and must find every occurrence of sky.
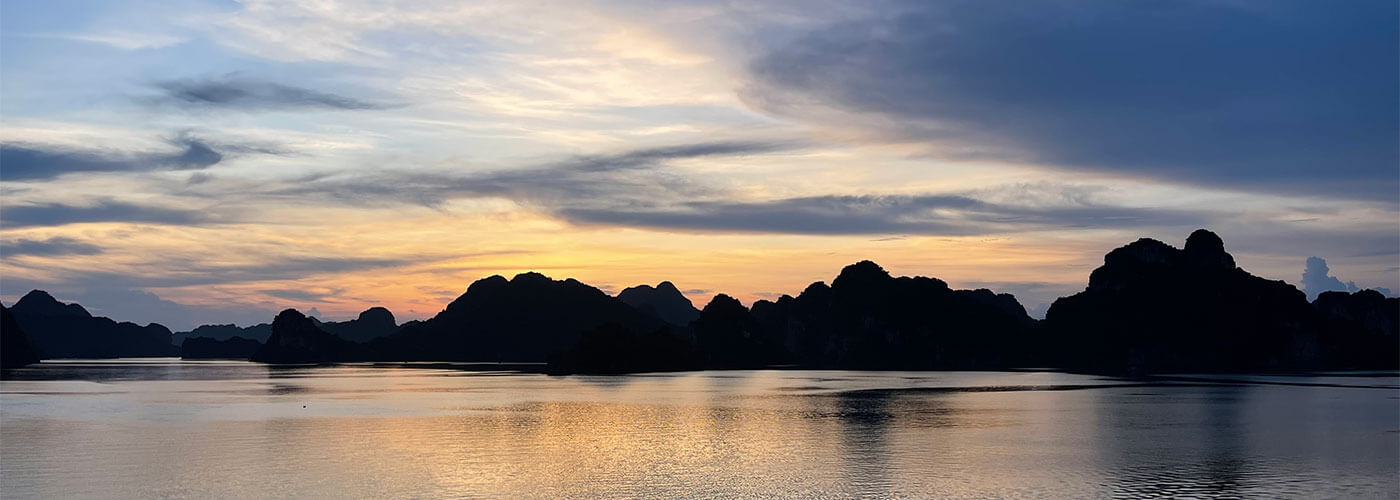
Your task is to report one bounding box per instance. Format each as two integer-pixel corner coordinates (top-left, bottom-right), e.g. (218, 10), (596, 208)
(1, 0), (1396, 331)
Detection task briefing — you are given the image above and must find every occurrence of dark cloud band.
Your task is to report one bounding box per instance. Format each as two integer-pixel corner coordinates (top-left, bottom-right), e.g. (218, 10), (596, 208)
(1, 136), (221, 181)
(742, 0), (1400, 200)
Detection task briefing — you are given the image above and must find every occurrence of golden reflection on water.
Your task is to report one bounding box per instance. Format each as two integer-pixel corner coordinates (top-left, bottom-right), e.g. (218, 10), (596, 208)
(1, 362), (1397, 499)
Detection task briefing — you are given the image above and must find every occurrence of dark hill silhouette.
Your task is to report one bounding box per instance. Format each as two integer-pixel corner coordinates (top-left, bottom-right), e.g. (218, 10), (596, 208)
(373, 272), (666, 362)
(693, 294), (782, 368)
(546, 323), (701, 375)
(617, 281), (701, 326)
(1044, 229), (1318, 373)
(1313, 289), (1399, 369)
(1, 305), (41, 368)
(250, 309), (369, 363)
(173, 323), (272, 345)
(9, 290), (176, 358)
(314, 307), (399, 343)
(749, 261), (1036, 369)
(181, 336), (263, 359)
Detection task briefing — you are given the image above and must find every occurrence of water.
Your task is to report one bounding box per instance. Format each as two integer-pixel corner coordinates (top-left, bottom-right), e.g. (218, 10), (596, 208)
(2, 360), (1396, 499)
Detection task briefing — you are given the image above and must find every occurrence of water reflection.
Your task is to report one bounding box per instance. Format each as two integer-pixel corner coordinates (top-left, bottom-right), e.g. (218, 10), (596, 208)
(1096, 385), (1252, 499)
(835, 390), (893, 497)
(1, 361), (1395, 499)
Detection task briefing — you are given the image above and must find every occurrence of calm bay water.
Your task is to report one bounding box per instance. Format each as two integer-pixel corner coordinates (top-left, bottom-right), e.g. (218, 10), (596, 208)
(1, 360), (1396, 499)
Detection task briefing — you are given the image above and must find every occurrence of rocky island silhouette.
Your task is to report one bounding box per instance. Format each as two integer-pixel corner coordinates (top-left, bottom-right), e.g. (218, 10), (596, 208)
(3, 230), (1395, 374)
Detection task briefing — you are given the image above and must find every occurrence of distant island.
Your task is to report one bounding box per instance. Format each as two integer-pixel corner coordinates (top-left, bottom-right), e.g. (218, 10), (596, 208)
(3, 229), (1395, 375)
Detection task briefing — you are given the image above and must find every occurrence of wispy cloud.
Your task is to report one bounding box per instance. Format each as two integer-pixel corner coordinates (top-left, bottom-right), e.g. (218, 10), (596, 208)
(264, 139), (790, 207)
(1, 135), (222, 181)
(149, 76), (392, 111)
(252, 139), (1203, 236)
(32, 31), (186, 50)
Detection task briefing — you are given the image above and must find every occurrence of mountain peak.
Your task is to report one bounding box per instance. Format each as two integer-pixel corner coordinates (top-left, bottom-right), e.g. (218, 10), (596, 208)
(618, 280), (700, 326)
(510, 271), (552, 284)
(832, 260), (892, 289)
(273, 308), (308, 325)
(13, 290), (91, 318)
(356, 306), (395, 326)
(702, 293), (744, 313)
(1183, 228), (1235, 270)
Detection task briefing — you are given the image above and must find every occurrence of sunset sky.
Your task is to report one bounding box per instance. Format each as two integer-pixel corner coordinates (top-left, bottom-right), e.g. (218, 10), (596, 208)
(1, 0), (1396, 330)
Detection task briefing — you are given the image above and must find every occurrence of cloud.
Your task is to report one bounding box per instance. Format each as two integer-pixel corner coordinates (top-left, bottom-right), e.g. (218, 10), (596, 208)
(259, 288), (333, 302)
(41, 31), (186, 50)
(259, 139), (1204, 236)
(267, 139), (789, 207)
(555, 193), (1205, 236)
(55, 256), (421, 289)
(2, 237), (103, 257)
(1, 135), (222, 181)
(150, 76), (391, 111)
(742, 0), (1399, 199)
(0, 200), (219, 228)
(1301, 256), (1359, 300)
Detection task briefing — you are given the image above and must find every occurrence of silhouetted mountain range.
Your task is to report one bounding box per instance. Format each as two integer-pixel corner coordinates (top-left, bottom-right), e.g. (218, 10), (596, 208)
(8, 290), (176, 358)
(375, 272), (666, 361)
(251, 309), (370, 363)
(3, 229), (1394, 375)
(313, 307), (398, 343)
(617, 281), (701, 326)
(173, 323), (272, 345)
(546, 323), (701, 375)
(1044, 229), (1397, 373)
(1313, 289), (1399, 369)
(1, 305), (41, 368)
(181, 336), (263, 359)
(748, 260), (1036, 370)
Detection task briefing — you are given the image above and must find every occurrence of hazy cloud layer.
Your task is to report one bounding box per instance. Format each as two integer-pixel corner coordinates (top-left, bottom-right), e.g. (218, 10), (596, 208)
(744, 0), (1399, 199)
(52, 256), (423, 289)
(151, 76), (390, 111)
(1, 136), (222, 181)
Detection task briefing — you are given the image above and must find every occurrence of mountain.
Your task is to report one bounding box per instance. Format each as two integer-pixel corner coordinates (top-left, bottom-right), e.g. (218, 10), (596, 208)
(617, 281), (700, 326)
(376, 272), (666, 362)
(314, 307), (399, 343)
(173, 323), (272, 346)
(9, 290), (176, 358)
(1312, 289), (1399, 369)
(181, 336), (263, 359)
(1043, 229), (1318, 374)
(250, 309), (369, 363)
(546, 323), (701, 375)
(748, 261), (1036, 369)
(1, 305), (41, 368)
(693, 294), (781, 368)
